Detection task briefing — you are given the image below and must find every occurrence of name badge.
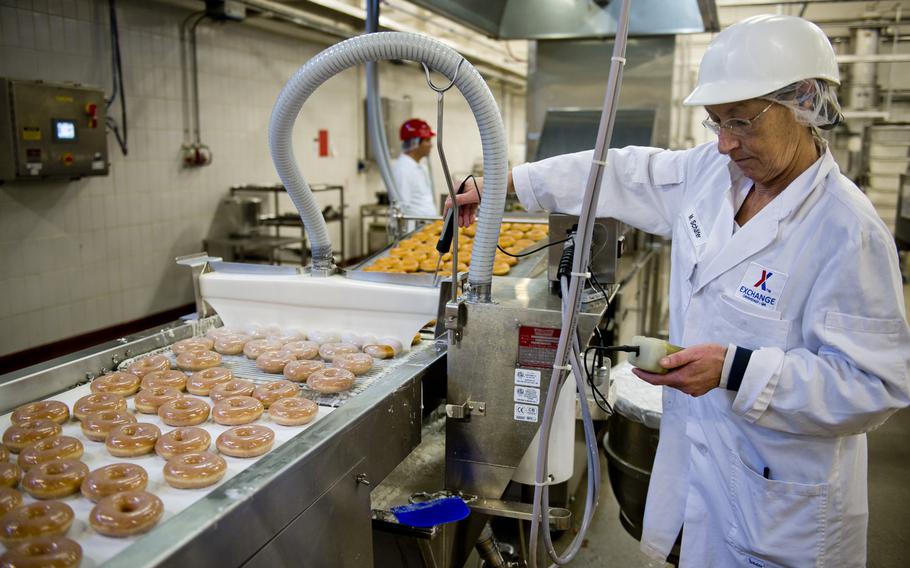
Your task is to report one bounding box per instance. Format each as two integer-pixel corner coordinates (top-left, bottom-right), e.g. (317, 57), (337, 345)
(737, 262), (788, 310)
(684, 208), (707, 247)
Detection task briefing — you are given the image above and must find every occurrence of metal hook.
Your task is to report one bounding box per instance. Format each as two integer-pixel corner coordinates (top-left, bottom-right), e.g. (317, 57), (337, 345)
(420, 58), (464, 93)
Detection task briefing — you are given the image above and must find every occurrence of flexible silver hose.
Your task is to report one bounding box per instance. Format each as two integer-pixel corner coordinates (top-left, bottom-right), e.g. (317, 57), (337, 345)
(269, 32), (507, 292)
(528, 0), (632, 565)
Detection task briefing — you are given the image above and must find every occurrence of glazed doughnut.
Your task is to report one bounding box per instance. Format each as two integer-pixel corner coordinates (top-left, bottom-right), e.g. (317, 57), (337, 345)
(283, 359), (325, 382)
(186, 367), (232, 395)
(252, 380), (299, 408)
(279, 340), (319, 360)
(216, 425), (274, 458)
(213, 333), (252, 355)
(256, 350), (295, 374)
(318, 342), (359, 361)
(0, 462), (20, 488)
(212, 396), (264, 426)
(91, 372), (141, 396)
(245, 324), (280, 339)
(0, 487), (22, 516)
(11, 401), (70, 425)
(105, 423), (161, 457)
(0, 536), (82, 568)
(126, 355), (170, 378)
(242, 338), (285, 359)
(493, 261), (510, 276)
(268, 397), (318, 426)
(175, 350), (222, 372)
(155, 427), (211, 460)
(18, 436), (84, 470)
(80, 410), (136, 442)
(3, 419), (62, 452)
(21, 459), (88, 499)
(209, 379), (255, 402)
(73, 393), (127, 421)
(307, 368), (356, 393)
(363, 337), (403, 360)
(89, 490), (163, 537)
(496, 252), (518, 266)
(0, 501), (74, 545)
(308, 330), (341, 344)
(81, 463), (148, 502)
(172, 337), (214, 355)
(399, 258), (419, 273)
(0, 444), (7, 462)
(206, 326), (240, 340)
(341, 332), (377, 348)
(268, 330), (304, 344)
(419, 258), (438, 272)
(134, 386), (183, 414)
(158, 398), (210, 427)
(331, 353), (374, 376)
(163, 451), (227, 489)
(412, 333), (423, 346)
(140, 369), (188, 391)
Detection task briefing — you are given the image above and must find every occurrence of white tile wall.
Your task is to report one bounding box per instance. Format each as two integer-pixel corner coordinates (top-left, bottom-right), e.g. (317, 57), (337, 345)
(0, 0), (527, 356)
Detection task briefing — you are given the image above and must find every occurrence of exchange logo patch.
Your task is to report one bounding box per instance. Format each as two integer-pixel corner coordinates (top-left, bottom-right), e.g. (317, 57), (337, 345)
(737, 262), (789, 310)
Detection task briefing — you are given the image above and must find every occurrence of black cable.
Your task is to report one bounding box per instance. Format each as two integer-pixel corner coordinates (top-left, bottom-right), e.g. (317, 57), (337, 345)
(106, 0), (128, 155)
(190, 14), (209, 146)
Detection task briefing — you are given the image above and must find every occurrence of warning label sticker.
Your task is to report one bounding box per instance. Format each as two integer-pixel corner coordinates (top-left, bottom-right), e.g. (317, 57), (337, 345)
(514, 385), (540, 405)
(514, 404), (539, 423)
(514, 368), (541, 387)
(517, 326), (560, 369)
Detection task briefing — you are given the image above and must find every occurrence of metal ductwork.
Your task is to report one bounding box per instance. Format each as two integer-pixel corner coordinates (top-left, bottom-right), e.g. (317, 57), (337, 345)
(407, 0), (719, 39)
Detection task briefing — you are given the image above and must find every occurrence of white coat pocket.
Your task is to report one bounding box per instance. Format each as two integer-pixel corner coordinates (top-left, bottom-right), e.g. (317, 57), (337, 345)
(726, 451), (828, 568)
(715, 294), (791, 350)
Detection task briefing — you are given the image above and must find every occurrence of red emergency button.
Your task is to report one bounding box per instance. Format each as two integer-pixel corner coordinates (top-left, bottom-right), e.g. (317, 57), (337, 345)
(63, 152), (74, 166)
(85, 103), (97, 117)
(88, 118), (98, 129)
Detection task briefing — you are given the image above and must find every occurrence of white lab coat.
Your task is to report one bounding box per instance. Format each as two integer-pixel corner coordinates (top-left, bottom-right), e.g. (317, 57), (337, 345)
(512, 142), (910, 568)
(391, 153), (438, 217)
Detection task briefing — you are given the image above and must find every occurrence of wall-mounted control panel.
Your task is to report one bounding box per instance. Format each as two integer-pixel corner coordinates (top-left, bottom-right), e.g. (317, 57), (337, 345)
(0, 78), (109, 182)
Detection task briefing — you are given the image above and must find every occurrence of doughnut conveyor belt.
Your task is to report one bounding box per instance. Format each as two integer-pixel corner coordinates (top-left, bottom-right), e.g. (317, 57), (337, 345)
(0, 315), (446, 567)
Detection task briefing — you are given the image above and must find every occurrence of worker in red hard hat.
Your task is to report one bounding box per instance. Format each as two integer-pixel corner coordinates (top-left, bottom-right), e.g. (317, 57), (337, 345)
(391, 118), (438, 217)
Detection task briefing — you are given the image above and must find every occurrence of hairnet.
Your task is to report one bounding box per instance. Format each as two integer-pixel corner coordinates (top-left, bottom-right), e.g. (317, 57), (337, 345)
(401, 137), (421, 152)
(761, 78), (844, 132)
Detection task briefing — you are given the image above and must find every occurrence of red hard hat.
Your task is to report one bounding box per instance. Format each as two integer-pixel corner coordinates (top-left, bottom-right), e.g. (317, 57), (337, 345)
(400, 119), (435, 141)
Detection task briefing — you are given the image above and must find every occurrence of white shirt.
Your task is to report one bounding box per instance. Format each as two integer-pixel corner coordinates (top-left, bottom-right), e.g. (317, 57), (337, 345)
(391, 153), (437, 217)
(512, 143), (910, 568)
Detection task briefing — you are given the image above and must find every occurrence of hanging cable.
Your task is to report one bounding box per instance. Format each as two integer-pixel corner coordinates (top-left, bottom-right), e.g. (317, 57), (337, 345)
(106, 0), (128, 156)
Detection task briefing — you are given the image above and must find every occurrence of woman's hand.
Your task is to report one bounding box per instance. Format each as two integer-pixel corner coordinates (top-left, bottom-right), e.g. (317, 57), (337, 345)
(631, 343), (727, 397)
(443, 176), (483, 227)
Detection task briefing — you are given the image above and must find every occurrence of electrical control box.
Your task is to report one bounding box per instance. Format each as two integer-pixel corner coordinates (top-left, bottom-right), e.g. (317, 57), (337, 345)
(0, 78), (109, 182)
(547, 213), (625, 286)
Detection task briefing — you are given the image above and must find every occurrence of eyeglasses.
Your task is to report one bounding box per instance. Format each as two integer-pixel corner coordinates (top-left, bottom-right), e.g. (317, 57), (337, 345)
(702, 102), (774, 136)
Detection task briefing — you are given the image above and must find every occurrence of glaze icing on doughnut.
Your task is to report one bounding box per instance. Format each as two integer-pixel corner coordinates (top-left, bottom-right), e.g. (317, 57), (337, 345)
(73, 393), (127, 421)
(21, 459), (88, 500)
(341, 331), (377, 347)
(317, 342), (359, 361)
(283, 359), (324, 382)
(0, 462), (20, 489)
(268, 397), (318, 426)
(212, 396), (264, 425)
(255, 350), (296, 374)
(331, 353), (374, 376)
(213, 333), (252, 355)
(279, 340), (319, 360)
(268, 330), (304, 344)
(155, 427), (211, 459)
(308, 330), (341, 344)
(80, 410), (136, 442)
(175, 350), (222, 372)
(209, 379), (255, 402)
(127, 355), (170, 378)
(216, 425), (274, 458)
(307, 368), (356, 393)
(11, 401), (70, 425)
(3, 419), (62, 452)
(18, 436), (84, 470)
(186, 367), (232, 395)
(105, 423), (161, 457)
(140, 369), (188, 391)
(0, 536), (82, 568)
(81, 463), (148, 502)
(134, 386), (183, 414)
(158, 398), (210, 427)
(91, 372), (141, 396)
(89, 490), (164, 537)
(172, 337), (214, 355)
(252, 380), (299, 408)
(163, 452), (226, 489)
(363, 337), (403, 359)
(0, 501), (74, 545)
(0, 487), (22, 516)
(0, 444), (7, 462)
(243, 338), (285, 359)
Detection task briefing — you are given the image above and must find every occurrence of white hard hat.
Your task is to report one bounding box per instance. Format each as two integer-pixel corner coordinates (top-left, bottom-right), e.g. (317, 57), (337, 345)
(684, 14), (840, 106)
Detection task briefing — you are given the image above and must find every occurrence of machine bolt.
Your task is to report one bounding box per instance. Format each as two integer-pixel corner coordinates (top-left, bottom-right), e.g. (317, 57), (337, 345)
(355, 473), (371, 486)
